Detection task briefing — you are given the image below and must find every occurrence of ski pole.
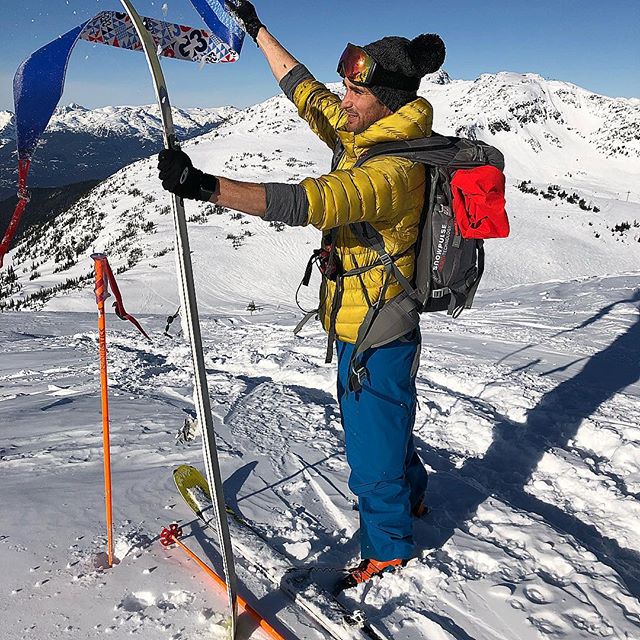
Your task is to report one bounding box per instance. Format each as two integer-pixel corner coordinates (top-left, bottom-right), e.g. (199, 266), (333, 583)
(160, 524), (287, 640)
(92, 253), (114, 568)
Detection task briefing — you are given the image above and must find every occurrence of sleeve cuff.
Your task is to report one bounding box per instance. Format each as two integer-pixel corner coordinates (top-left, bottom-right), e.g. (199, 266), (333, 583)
(264, 182), (309, 227)
(279, 64), (314, 102)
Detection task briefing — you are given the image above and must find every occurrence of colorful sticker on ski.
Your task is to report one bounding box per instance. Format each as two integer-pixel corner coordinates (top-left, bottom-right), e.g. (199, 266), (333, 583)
(79, 11), (242, 65)
(1, 2), (244, 268)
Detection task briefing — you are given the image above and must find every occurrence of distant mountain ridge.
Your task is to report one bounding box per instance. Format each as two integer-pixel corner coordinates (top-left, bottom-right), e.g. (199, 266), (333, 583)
(1, 71), (637, 200)
(1, 70), (639, 312)
(0, 103), (237, 200)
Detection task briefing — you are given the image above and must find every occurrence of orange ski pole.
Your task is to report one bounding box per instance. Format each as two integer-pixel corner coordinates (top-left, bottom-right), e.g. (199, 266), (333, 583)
(160, 524), (287, 640)
(92, 253), (114, 568)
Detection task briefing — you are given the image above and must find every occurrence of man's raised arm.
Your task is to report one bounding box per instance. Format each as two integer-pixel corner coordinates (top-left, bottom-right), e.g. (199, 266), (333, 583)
(156, 1), (321, 220)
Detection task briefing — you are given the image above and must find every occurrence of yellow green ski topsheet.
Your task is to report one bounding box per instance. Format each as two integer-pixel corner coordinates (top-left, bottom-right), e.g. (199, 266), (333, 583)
(173, 464), (212, 517)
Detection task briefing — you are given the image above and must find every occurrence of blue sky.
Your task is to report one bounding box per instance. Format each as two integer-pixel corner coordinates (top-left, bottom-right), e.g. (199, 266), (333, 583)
(1, 0), (639, 112)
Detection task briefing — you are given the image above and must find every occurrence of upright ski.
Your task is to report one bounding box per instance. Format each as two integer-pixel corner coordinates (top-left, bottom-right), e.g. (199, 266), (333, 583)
(173, 464), (390, 640)
(117, 2), (238, 637)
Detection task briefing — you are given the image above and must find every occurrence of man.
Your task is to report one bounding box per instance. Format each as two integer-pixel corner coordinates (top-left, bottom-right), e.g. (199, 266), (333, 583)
(158, 0), (445, 589)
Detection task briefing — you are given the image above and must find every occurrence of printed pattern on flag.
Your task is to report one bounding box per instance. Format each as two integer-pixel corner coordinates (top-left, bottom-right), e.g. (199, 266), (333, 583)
(79, 11), (239, 64)
(204, 0), (240, 31)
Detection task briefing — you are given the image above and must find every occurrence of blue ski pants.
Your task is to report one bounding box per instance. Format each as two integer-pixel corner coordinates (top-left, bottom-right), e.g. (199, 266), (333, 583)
(336, 332), (428, 561)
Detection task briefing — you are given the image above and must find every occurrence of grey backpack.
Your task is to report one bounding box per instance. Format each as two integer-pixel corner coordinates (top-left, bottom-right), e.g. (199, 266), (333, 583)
(297, 134), (508, 391)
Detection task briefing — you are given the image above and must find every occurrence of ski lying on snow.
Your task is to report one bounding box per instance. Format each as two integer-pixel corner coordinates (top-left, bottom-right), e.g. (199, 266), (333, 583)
(173, 464), (389, 640)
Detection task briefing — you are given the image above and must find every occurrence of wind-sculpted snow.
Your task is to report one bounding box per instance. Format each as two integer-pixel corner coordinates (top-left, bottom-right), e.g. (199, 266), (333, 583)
(0, 274), (639, 638)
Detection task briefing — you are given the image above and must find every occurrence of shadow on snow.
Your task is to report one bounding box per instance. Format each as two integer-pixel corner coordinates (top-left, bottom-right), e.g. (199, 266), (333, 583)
(416, 290), (640, 600)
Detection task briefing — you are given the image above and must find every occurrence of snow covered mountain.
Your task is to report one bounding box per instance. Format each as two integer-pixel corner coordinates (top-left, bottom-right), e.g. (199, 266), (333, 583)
(430, 71), (640, 157)
(0, 70), (638, 313)
(0, 103), (237, 200)
(1, 70), (640, 640)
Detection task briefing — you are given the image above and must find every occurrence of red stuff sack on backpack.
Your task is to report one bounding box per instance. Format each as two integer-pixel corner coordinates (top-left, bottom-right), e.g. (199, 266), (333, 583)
(450, 165), (510, 239)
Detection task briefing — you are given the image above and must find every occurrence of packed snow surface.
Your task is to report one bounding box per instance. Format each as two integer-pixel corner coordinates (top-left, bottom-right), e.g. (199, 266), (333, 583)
(1, 273), (639, 639)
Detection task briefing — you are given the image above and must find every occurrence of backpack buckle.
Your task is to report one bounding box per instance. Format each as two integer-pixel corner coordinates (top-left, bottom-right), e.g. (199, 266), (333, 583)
(431, 287), (450, 299)
(349, 365), (368, 392)
(379, 252), (393, 269)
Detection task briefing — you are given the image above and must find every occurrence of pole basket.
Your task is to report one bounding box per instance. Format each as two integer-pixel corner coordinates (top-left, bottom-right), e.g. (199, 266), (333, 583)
(160, 523), (183, 547)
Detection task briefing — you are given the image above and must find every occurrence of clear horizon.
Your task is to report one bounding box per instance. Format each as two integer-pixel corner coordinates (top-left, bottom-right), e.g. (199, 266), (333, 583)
(1, 0), (639, 113)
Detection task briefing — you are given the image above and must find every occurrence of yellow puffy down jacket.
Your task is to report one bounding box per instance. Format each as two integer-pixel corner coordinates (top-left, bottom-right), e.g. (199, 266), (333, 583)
(293, 77), (433, 344)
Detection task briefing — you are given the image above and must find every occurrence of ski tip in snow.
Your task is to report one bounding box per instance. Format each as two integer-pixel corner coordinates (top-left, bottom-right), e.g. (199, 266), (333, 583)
(173, 464), (211, 518)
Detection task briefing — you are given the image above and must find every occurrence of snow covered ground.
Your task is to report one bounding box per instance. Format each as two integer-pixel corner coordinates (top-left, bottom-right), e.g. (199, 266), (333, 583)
(1, 271), (639, 639)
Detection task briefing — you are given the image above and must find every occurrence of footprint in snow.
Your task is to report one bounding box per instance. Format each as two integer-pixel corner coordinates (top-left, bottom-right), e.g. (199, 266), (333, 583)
(524, 584), (555, 604)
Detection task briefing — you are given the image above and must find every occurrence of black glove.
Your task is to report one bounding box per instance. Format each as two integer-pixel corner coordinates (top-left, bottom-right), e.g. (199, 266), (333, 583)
(226, 0), (264, 42)
(158, 148), (219, 202)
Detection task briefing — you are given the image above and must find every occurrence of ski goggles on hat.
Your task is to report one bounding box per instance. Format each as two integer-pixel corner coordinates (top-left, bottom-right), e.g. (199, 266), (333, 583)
(337, 43), (422, 91)
(337, 43), (378, 85)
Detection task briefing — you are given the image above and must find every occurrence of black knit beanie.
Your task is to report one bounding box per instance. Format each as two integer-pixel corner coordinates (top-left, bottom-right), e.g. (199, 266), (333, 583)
(362, 34), (446, 112)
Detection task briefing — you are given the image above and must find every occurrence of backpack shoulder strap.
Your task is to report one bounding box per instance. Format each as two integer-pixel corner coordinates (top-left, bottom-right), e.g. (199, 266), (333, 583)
(353, 133), (505, 171)
(352, 133), (456, 169)
(349, 222), (417, 301)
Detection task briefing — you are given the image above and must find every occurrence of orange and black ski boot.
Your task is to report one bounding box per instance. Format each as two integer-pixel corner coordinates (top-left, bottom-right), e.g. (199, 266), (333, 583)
(338, 558), (405, 591)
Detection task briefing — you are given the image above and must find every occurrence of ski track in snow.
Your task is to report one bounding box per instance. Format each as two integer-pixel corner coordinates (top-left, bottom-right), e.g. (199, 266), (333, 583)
(1, 273), (639, 639)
